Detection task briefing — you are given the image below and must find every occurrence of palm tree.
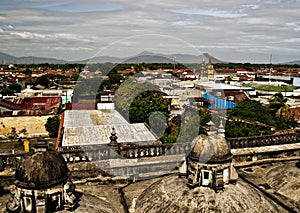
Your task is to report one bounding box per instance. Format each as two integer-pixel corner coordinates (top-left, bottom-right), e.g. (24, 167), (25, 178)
(268, 92), (293, 120)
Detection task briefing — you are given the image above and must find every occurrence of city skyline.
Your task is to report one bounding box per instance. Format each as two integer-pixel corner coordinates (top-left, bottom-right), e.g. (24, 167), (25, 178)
(0, 0), (300, 63)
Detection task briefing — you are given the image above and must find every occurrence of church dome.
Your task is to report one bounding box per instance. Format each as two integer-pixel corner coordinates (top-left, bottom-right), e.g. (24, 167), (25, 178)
(135, 175), (284, 212)
(189, 134), (232, 163)
(15, 151), (69, 190)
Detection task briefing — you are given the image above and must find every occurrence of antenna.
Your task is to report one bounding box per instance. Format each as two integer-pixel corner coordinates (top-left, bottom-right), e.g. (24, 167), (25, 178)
(269, 54), (272, 85)
(173, 56), (176, 69)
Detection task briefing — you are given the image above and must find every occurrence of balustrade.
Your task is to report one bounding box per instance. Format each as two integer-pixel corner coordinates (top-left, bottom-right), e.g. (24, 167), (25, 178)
(228, 132), (300, 149)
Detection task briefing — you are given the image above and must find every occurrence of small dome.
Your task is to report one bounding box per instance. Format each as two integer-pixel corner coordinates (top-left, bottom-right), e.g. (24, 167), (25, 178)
(15, 151), (69, 190)
(189, 134), (232, 163)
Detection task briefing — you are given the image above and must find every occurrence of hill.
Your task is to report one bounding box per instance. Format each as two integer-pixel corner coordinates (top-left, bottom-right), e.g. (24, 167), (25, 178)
(0, 52), (66, 64)
(0, 51), (227, 64)
(282, 60), (300, 65)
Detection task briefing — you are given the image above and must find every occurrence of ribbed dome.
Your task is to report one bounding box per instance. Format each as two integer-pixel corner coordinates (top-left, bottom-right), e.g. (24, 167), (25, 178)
(135, 175), (284, 213)
(189, 134), (232, 163)
(15, 151), (69, 190)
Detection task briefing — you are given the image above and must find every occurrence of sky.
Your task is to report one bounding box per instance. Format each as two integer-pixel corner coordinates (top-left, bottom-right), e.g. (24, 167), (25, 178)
(0, 0), (300, 63)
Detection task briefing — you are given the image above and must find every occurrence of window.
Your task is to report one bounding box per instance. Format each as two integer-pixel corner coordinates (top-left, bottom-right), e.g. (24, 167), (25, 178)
(24, 197), (32, 211)
(203, 171), (209, 179)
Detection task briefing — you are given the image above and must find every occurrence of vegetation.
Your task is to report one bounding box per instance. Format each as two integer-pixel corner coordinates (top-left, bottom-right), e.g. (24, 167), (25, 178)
(0, 88), (15, 96)
(129, 91), (170, 124)
(114, 81), (161, 120)
(0, 83), (22, 96)
(8, 83), (22, 93)
(268, 93), (293, 120)
(160, 108), (211, 143)
(244, 83), (297, 92)
(114, 80), (212, 143)
(226, 96), (297, 138)
(268, 93), (296, 129)
(45, 116), (61, 138)
(6, 127), (19, 139)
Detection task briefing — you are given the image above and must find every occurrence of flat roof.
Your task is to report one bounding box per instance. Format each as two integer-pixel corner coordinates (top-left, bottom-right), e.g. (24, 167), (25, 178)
(196, 81), (253, 91)
(63, 110), (128, 127)
(62, 110), (157, 146)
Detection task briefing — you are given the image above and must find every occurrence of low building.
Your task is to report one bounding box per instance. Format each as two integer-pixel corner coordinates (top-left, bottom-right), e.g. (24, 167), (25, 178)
(0, 96), (61, 116)
(56, 109), (160, 150)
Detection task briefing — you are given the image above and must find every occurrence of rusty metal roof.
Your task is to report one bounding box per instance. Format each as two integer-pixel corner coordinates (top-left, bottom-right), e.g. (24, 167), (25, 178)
(62, 110), (157, 146)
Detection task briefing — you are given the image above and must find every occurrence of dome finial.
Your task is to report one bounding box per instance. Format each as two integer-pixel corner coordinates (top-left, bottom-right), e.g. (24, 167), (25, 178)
(108, 127), (120, 155)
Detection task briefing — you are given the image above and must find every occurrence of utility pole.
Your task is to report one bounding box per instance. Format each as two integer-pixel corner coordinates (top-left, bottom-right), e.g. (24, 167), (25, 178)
(269, 54), (272, 85)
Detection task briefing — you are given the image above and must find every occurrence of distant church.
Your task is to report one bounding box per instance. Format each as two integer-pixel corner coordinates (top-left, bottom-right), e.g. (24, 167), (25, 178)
(199, 58), (215, 80)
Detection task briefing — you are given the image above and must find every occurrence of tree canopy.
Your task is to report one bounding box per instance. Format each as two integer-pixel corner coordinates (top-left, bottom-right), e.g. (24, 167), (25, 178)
(226, 97), (297, 138)
(45, 115), (60, 138)
(228, 98), (275, 126)
(226, 99), (274, 138)
(114, 81), (161, 120)
(268, 92), (293, 120)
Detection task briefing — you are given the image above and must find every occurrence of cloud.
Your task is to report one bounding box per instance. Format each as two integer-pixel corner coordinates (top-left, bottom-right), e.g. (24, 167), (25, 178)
(171, 20), (200, 26)
(8, 31), (95, 42)
(0, 1), (125, 13)
(0, 0), (299, 63)
(286, 21), (300, 31)
(169, 8), (248, 18)
(281, 38), (300, 43)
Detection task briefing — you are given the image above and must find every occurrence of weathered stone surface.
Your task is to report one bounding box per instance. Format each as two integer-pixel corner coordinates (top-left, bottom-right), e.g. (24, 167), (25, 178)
(265, 161), (300, 203)
(189, 134), (232, 163)
(134, 175), (286, 213)
(240, 160), (300, 208)
(15, 151), (69, 189)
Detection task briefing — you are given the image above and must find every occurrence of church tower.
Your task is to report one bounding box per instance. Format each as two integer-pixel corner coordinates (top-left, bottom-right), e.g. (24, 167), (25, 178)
(199, 58), (207, 80)
(207, 58), (215, 80)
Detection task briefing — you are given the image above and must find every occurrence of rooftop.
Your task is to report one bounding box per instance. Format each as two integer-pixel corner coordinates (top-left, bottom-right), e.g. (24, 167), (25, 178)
(61, 110), (158, 146)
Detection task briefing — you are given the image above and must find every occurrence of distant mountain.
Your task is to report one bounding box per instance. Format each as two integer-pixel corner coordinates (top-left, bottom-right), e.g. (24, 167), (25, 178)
(0, 52), (17, 64)
(0, 51), (227, 64)
(202, 53), (225, 64)
(124, 53), (175, 63)
(0, 52), (66, 64)
(80, 52), (227, 64)
(281, 60), (300, 65)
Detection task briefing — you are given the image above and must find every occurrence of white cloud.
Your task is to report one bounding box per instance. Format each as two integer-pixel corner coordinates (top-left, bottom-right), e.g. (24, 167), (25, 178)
(169, 8), (248, 18)
(286, 21), (300, 31)
(281, 38), (300, 43)
(0, 0), (299, 63)
(8, 31), (95, 42)
(171, 20), (200, 26)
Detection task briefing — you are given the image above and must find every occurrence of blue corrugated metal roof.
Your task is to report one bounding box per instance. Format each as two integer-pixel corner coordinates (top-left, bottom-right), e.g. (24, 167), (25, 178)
(203, 93), (235, 109)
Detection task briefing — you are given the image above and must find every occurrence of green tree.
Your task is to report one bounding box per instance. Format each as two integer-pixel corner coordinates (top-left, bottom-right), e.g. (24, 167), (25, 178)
(8, 83), (22, 93)
(268, 92), (293, 120)
(70, 73), (79, 81)
(114, 81), (160, 120)
(35, 75), (50, 88)
(0, 88), (15, 96)
(45, 116), (60, 138)
(161, 109), (211, 144)
(226, 99), (275, 137)
(177, 109), (211, 142)
(24, 68), (32, 76)
(228, 98), (275, 126)
(129, 90), (170, 124)
(108, 73), (123, 85)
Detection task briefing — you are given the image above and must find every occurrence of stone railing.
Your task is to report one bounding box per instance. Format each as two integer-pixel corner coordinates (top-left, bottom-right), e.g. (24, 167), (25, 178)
(1, 130), (300, 168)
(227, 131), (300, 149)
(56, 142), (193, 163)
